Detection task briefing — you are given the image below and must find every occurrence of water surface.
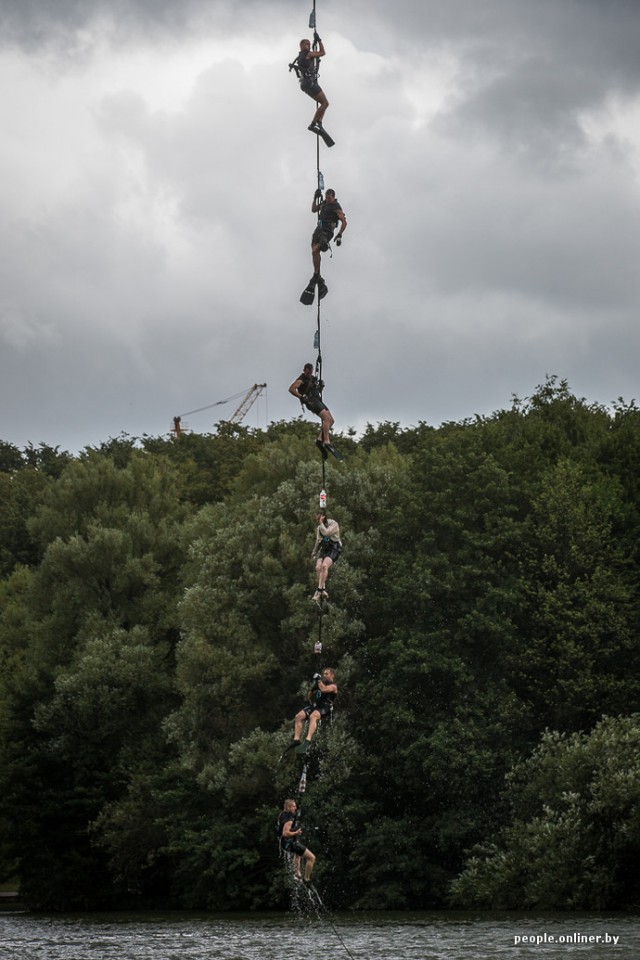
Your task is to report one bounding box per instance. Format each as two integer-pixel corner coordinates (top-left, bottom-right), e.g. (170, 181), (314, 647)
(1, 908), (637, 959)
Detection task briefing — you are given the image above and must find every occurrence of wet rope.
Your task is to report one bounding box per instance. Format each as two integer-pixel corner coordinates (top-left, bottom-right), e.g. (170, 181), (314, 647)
(316, 599), (323, 653)
(306, 882), (357, 960)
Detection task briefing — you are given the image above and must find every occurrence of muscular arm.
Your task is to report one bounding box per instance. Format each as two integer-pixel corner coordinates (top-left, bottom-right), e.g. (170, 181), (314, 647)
(318, 681), (337, 696)
(336, 209), (347, 236)
(289, 377), (304, 399)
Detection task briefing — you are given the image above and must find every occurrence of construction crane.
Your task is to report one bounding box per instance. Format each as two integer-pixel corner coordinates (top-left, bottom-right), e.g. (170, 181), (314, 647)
(172, 383), (267, 436)
(227, 383), (267, 424)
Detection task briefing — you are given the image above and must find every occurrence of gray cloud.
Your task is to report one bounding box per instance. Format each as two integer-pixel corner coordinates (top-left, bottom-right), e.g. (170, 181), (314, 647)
(0, 0), (300, 52)
(1, 0), (640, 451)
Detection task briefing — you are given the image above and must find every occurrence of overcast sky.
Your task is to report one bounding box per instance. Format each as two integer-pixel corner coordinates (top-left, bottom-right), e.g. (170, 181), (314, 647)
(2, 0), (640, 452)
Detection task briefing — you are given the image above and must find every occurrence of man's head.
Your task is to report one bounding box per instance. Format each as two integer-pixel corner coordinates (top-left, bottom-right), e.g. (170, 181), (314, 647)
(322, 668), (335, 682)
(284, 798), (297, 813)
(325, 189), (336, 200)
(300, 39), (311, 50)
(316, 511), (327, 524)
(303, 362), (313, 375)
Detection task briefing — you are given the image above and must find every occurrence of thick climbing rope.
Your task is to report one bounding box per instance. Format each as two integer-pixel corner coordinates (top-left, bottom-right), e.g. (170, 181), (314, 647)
(311, 0), (327, 497)
(315, 598), (324, 654)
(309, 0), (332, 652)
(314, 300), (326, 492)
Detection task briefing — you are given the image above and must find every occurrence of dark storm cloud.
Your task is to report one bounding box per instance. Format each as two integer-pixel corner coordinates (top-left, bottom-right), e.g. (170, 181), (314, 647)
(0, 0), (183, 47)
(0, 0), (307, 49)
(358, 0), (640, 83)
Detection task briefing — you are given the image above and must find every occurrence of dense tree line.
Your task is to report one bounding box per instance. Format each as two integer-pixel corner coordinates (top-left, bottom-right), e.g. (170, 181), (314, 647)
(1, 378), (640, 910)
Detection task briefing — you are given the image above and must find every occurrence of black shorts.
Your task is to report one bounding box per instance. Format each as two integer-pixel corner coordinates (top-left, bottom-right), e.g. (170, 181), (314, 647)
(282, 838), (307, 857)
(300, 78), (323, 100)
(303, 397), (328, 416)
(312, 226), (333, 252)
(301, 703), (332, 721)
(318, 541), (342, 564)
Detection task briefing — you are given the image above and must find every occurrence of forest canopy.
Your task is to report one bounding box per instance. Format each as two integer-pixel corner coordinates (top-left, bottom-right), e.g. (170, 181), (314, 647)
(2, 378), (640, 911)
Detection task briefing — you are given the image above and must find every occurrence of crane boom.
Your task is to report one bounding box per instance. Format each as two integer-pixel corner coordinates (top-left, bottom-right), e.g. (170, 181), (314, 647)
(172, 383), (267, 436)
(227, 383), (267, 424)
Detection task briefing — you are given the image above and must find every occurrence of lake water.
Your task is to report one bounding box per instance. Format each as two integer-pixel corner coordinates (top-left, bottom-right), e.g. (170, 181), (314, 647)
(1, 907), (638, 959)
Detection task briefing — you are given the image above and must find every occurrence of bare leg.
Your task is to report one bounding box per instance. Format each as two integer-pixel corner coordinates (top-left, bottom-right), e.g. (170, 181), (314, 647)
(319, 408), (334, 444)
(305, 709), (321, 742)
(318, 557), (333, 590)
(294, 710), (307, 740)
(313, 92), (329, 124)
(303, 849), (316, 881)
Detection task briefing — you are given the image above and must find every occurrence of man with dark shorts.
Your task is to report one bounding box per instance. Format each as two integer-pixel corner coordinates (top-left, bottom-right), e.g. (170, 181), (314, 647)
(293, 34), (329, 135)
(292, 668), (338, 751)
(306, 188), (347, 300)
(312, 511), (342, 602)
(289, 363), (335, 455)
(277, 798), (316, 881)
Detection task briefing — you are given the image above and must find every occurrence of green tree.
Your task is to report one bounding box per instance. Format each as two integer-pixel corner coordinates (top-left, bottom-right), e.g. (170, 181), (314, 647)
(511, 458), (639, 730)
(0, 451), (185, 907)
(0, 441), (72, 577)
(451, 715), (640, 909)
